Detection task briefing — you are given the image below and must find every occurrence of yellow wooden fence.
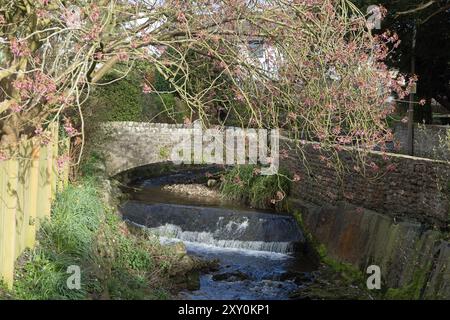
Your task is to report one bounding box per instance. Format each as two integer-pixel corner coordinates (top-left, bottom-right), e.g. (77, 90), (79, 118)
(0, 123), (70, 289)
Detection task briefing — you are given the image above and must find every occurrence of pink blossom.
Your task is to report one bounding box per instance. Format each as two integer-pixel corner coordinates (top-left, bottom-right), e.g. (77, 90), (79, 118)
(280, 149), (289, 159)
(369, 162), (379, 172)
(94, 51), (103, 60)
(177, 12), (187, 23)
(117, 51), (129, 62)
(63, 118), (78, 137)
(235, 92), (244, 102)
(142, 84), (152, 94)
(56, 155), (70, 174)
(34, 126), (43, 136)
(332, 126), (341, 135)
(10, 39), (29, 57)
(9, 101), (23, 113)
(386, 164), (397, 172)
(0, 151), (8, 162)
(89, 6), (100, 22)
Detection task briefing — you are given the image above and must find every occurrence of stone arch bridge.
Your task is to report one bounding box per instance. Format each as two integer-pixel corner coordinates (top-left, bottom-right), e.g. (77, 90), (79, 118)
(96, 121), (450, 298)
(96, 122), (191, 177)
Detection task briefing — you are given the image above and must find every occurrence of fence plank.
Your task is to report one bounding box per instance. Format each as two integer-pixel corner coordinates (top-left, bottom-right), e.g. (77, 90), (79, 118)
(25, 142), (40, 249)
(15, 141), (31, 259)
(37, 144), (52, 226)
(0, 159), (19, 289)
(0, 160), (5, 286)
(0, 124), (69, 288)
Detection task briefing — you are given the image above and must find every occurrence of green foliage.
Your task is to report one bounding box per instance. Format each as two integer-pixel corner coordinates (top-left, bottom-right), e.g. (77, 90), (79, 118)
(89, 73), (144, 122)
(153, 69), (174, 92)
(42, 183), (102, 257)
(13, 250), (87, 300)
(159, 146), (170, 159)
(220, 165), (255, 203)
(142, 93), (190, 123)
(9, 178), (178, 300)
(220, 165), (291, 210)
(79, 151), (106, 179)
(84, 60), (191, 126)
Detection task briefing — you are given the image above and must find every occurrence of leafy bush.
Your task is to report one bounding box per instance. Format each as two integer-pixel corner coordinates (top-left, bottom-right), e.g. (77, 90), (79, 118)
(87, 73), (144, 122)
(142, 92), (190, 123)
(83, 61), (192, 131)
(220, 165), (292, 210)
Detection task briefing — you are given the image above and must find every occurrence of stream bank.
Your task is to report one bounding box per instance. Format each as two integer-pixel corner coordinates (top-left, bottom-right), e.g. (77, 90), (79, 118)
(119, 167), (373, 300)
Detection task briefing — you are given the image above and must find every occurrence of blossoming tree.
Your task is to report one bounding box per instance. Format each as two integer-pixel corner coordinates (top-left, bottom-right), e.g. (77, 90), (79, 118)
(0, 0), (413, 170)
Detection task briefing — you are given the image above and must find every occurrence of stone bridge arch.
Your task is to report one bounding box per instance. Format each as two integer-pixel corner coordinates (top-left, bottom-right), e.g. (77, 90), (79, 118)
(96, 121), (280, 177)
(96, 122), (191, 177)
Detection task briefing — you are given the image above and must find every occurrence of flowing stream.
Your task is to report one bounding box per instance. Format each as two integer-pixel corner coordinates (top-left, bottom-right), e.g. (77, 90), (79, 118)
(120, 171), (318, 300)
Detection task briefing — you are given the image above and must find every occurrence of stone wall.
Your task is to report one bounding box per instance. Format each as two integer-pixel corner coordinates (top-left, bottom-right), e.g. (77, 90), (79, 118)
(281, 137), (450, 227)
(393, 122), (450, 161)
(289, 200), (450, 299)
(281, 136), (450, 298)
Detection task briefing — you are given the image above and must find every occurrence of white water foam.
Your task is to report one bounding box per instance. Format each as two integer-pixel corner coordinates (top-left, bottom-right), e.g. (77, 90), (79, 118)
(127, 221), (297, 255)
(159, 237), (292, 260)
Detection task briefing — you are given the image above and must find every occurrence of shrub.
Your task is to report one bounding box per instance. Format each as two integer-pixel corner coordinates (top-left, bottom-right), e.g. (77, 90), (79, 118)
(220, 165), (291, 210)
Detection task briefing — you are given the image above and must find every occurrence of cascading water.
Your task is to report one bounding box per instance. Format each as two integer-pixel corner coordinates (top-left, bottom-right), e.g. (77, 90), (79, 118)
(120, 171), (317, 300)
(122, 202), (304, 254)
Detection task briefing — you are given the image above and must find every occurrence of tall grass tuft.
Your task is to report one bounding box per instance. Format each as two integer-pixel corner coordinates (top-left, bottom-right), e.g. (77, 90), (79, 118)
(10, 178), (179, 300)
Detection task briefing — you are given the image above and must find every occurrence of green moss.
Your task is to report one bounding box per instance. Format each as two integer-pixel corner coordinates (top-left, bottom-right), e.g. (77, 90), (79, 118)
(159, 147), (170, 159)
(385, 265), (430, 300)
(293, 210), (365, 286)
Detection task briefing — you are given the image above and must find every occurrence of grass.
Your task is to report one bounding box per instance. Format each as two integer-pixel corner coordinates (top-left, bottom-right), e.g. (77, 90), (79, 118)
(220, 165), (292, 210)
(6, 177), (181, 300)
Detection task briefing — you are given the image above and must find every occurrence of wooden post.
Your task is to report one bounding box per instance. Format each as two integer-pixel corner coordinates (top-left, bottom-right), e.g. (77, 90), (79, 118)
(37, 144), (52, 226)
(25, 141), (40, 249)
(0, 161), (5, 286)
(0, 158), (19, 289)
(15, 141), (30, 259)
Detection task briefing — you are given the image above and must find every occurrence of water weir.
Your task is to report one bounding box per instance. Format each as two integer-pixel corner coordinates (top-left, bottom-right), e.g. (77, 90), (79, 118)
(121, 201), (305, 254)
